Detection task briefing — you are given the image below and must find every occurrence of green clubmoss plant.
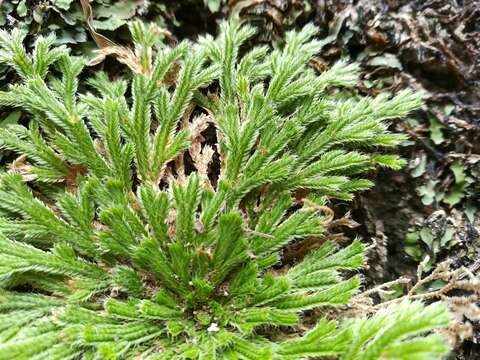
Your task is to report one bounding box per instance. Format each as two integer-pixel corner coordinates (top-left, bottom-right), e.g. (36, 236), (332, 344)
(0, 19), (451, 359)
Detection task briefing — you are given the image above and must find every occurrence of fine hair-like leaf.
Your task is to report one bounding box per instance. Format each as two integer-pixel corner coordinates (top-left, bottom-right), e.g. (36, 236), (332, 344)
(0, 18), (449, 360)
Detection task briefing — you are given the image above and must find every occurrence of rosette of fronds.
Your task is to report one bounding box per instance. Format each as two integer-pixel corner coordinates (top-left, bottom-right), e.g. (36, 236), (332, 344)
(0, 19), (451, 359)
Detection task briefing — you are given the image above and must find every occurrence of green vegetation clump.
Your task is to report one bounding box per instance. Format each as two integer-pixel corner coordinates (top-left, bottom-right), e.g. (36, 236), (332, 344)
(0, 19), (451, 359)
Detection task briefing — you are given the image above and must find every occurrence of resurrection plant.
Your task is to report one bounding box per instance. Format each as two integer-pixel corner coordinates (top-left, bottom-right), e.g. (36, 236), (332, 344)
(0, 19), (451, 359)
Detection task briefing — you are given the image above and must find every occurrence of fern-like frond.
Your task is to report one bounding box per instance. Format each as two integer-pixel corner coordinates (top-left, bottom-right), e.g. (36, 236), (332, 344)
(0, 17), (449, 360)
